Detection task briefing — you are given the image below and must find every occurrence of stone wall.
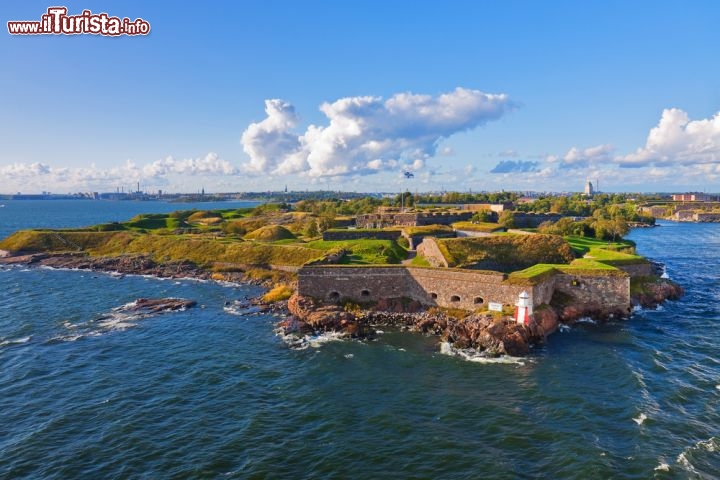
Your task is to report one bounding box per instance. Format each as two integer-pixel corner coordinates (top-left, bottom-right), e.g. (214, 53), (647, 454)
(356, 211), (473, 229)
(553, 273), (630, 314)
(297, 265), (631, 313)
(416, 238), (448, 267)
(694, 212), (720, 222)
(416, 211), (473, 226)
(322, 229), (401, 241)
(617, 262), (655, 277)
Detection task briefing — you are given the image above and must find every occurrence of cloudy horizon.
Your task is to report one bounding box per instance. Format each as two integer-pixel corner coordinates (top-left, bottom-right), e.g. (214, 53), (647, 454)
(2, 2), (719, 194)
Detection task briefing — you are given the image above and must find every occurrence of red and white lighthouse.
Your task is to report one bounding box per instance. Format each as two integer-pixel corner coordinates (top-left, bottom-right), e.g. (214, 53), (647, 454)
(514, 291), (533, 325)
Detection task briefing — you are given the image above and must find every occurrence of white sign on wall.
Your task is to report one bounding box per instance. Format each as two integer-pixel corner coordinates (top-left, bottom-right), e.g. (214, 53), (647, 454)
(488, 302), (503, 312)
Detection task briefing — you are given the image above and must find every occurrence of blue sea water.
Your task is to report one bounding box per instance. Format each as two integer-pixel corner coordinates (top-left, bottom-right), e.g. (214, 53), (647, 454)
(0, 201), (718, 479)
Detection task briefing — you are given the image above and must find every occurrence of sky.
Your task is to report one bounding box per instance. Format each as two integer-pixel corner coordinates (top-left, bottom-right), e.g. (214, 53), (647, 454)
(2, 0), (720, 194)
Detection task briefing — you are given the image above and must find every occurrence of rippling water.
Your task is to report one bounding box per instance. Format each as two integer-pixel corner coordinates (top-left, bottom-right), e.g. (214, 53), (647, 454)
(1, 202), (718, 479)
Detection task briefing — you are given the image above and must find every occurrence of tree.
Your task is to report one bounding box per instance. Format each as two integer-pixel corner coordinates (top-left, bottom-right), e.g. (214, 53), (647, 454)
(317, 215), (335, 232)
(471, 210), (491, 223)
(304, 219), (319, 237)
(498, 210), (516, 228)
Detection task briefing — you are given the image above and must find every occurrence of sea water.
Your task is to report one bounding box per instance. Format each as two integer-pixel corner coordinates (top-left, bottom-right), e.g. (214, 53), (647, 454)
(0, 201), (718, 478)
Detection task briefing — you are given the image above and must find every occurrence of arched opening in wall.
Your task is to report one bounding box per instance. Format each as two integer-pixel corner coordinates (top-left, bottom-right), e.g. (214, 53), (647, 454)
(360, 289), (370, 298)
(328, 291), (340, 302)
(450, 295), (461, 302)
(430, 292), (438, 300)
(474, 297), (484, 305)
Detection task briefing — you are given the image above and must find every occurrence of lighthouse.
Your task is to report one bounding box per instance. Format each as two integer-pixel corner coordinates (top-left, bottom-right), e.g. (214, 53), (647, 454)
(514, 291), (533, 325)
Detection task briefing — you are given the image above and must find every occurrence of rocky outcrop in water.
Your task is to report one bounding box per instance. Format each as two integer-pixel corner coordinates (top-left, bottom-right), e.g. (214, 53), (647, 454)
(128, 298), (197, 313)
(282, 294), (558, 356)
(631, 278), (684, 309)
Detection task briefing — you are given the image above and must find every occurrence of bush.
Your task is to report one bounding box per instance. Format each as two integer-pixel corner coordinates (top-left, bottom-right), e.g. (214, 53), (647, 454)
(262, 283), (294, 303)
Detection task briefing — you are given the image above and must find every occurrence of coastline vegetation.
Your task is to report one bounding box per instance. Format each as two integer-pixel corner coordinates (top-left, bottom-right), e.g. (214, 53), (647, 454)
(0, 197), (660, 303)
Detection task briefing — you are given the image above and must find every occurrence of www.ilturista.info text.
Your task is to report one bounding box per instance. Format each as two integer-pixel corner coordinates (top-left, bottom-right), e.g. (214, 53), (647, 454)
(8, 7), (150, 36)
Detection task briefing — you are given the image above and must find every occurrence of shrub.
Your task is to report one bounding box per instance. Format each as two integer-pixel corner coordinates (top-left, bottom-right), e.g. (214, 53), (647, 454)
(262, 283), (294, 303)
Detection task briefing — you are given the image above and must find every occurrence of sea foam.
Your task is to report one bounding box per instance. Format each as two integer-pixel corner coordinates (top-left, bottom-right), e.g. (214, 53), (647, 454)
(439, 342), (526, 365)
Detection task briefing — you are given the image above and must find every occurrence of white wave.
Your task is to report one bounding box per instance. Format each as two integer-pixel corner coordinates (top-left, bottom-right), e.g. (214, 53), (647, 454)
(48, 333), (86, 343)
(439, 342), (526, 365)
(661, 265), (669, 279)
(574, 317), (597, 325)
(654, 462), (670, 472)
(375, 329), (384, 334)
(0, 336), (31, 347)
(276, 329), (347, 350)
(559, 323), (571, 332)
(633, 412), (647, 425)
(676, 437), (719, 473)
(344, 353), (354, 359)
(223, 304), (263, 316)
(716, 385), (720, 390)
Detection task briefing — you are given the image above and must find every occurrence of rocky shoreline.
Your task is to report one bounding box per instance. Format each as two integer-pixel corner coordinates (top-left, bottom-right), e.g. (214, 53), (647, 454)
(279, 276), (684, 357)
(0, 252), (257, 284)
(1, 252), (684, 357)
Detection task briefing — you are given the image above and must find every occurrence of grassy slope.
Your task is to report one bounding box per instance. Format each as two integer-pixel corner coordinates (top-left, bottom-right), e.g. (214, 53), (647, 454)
(451, 221), (504, 233)
(438, 234), (576, 271)
(305, 239), (406, 264)
(564, 235), (636, 255)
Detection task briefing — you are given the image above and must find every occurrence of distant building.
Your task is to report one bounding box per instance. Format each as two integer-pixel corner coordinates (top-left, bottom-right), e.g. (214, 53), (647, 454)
(672, 193), (714, 202)
(584, 180), (594, 196)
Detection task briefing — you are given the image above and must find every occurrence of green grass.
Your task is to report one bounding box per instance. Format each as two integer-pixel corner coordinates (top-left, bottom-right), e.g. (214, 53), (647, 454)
(451, 221), (504, 233)
(0, 229), (323, 266)
(438, 234), (576, 272)
(305, 239), (407, 264)
(583, 247), (645, 265)
(409, 255), (432, 267)
(244, 225), (296, 242)
(403, 225), (454, 236)
(506, 264), (559, 285)
(564, 235), (636, 255)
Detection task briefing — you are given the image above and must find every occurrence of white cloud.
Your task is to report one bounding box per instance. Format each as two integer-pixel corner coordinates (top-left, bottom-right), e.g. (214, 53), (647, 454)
(240, 87), (514, 178)
(558, 144), (614, 169)
(143, 153), (237, 177)
(1, 162), (51, 177)
(0, 153), (237, 193)
(619, 108), (720, 167)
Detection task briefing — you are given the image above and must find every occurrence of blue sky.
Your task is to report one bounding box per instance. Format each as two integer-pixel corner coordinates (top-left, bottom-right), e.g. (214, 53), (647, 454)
(2, 1), (719, 194)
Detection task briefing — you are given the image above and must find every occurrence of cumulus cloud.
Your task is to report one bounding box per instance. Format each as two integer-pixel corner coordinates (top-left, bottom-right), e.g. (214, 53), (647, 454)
(1, 162), (51, 177)
(556, 144), (614, 169)
(143, 153), (237, 177)
(490, 160), (540, 173)
(619, 108), (720, 167)
(0, 153), (237, 193)
(240, 87), (514, 177)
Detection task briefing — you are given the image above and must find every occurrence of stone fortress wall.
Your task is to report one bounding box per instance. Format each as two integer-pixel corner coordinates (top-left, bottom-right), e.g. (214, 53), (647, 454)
(297, 265), (631, 314)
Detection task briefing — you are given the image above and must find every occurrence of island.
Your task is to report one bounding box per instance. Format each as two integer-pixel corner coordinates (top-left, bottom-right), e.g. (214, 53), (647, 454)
(0, 194), (683, 357)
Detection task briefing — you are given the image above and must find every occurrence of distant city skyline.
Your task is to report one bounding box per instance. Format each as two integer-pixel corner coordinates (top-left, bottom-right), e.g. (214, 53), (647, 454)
(2, 1), (720, 194)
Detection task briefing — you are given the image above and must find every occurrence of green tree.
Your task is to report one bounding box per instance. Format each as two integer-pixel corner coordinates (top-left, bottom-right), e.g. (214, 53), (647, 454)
(498, 210), (516, 228)
(304, 219), (319, 237)
(471, 210), (491, 223)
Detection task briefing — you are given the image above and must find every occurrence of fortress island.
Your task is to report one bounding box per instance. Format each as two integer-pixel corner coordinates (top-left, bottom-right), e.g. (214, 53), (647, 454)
(0, 193), (683, 357)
